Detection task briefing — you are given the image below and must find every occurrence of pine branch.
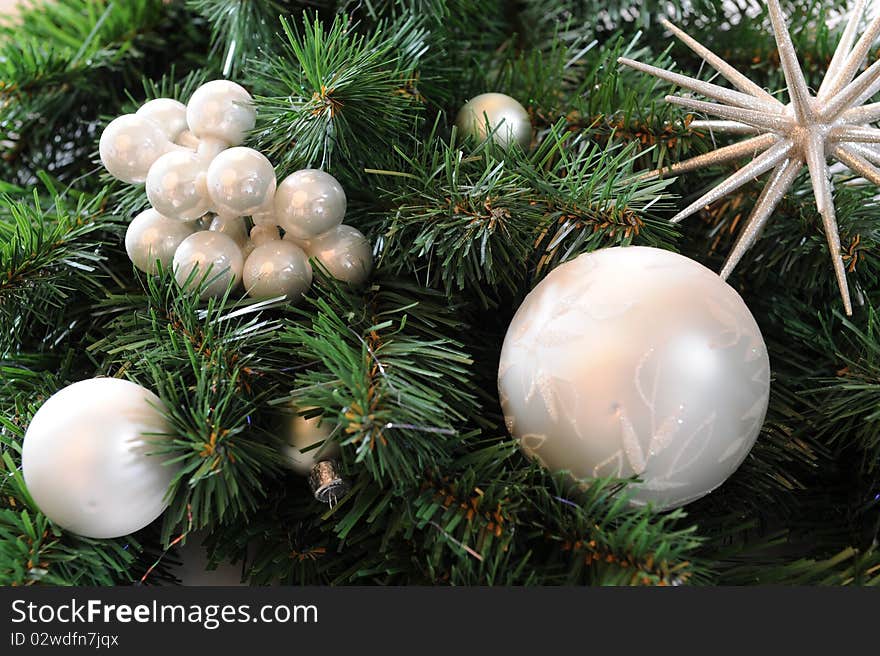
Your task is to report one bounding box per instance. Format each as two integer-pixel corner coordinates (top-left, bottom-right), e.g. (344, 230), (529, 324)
(0, 0), (209, 183)
(280, 271), (479, 491)
(368, 118), (677, 306)
(89, 270), (290, 543)
(250, 12), (430, 174)
(186, 0), (290, 76)
(0, 177), (115, 358)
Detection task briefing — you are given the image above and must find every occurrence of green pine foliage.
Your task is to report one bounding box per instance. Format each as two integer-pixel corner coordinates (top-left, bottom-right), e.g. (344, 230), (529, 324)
(0, 0), (878, 587)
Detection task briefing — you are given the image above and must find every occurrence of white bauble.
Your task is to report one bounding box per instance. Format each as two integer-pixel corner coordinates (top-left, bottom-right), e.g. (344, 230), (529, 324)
(281, 409), (339, 476)
(136, 98), (188, 141)
(242, 241), (312, 301)
(206, 147), (276, 216)
(125, 208), (196, 274)
(173, 231), (244, 299)
(196, 136), (229, 163)
(99, 114), (173, 183)
(186, 80), (256, 146)
(249, 224), (281, 246)
(498, 246), (770, 510)
(21, 378), (178, 539)
(208, 214), (248, 249)
(176, 129), (201, 150)
(304, 224), (373, 285)
(242, 225), (280, 258)
(274, 169), (346, 240)
(455, 92), (532, 150)
(145, 151), (211, 221)
(251, 208), (279, 226)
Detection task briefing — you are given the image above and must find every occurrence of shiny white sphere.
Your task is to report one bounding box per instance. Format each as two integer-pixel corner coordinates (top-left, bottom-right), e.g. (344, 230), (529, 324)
(251, 207), (279, 226)
(206, 147), (277, 216)
(186, 80), (255, 146)
(136, 98), (188, 140)
(498, 246), (770, 510)
(173, 231), (244, 299)
(125, 208), (196, 274)
(208, 214), (248, 249)
(243, 225), (280, 258)
(455, 92), (532, 150)
(22, 378), (178, 538)
(274, 169), (346, 240)
(196, 136), (228, 162)
(176, 129), (201, 150)
(243, 240), (312, 301)
(250, 224), (281, 246)
(281, 409), (339, 476)
(304, 224), (373, 285)
(145, 150), (211, 221)
(99, 114), (172, 183)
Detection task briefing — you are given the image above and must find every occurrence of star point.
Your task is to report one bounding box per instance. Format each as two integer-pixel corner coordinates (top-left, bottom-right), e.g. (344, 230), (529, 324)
(621, 0), (880, 315)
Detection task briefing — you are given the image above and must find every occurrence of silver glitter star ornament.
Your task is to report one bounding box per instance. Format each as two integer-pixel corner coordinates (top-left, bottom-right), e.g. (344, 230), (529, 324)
(619, 0), (880, 315)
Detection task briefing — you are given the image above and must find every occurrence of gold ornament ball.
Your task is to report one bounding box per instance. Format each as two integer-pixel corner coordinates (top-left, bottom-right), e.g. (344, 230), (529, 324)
(455, 92), (532, 149)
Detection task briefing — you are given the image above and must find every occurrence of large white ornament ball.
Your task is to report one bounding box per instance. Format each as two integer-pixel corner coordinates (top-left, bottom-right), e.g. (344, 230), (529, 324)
(455, 92), (532, 150)
(274, 169), (346, 240)
(206, 147), (277, 216)
(21, 378), (178, 539)
(99, 114), (173, 183)
(242, 240), (312, 301)
(173, 231), (244, 299)
(136, 98), (189, 141)
(145, 150), (211, 221)
(281, 408), (339, 476)
(186, 80), (256, 146)
(498, 246), (770, 510)
(125, 208), (196, 274)
(304, 225), (373, 285)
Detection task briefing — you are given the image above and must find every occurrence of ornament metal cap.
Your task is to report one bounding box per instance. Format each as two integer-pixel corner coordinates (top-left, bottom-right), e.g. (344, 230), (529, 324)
(308, 460), (349, 505)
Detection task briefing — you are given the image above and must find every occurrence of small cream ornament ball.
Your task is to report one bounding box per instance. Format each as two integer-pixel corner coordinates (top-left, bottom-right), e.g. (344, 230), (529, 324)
(274, 169), (346, 240)
(243, 240), (312, 301)
(136, 98), (189, 141)
(243, 225), (280, 258)
(208, 214), (249, 249)
(281, 409), (340, 476)
(250, 224), (281, 246)
(498, 246), (770, 510)
(99, 114), (173, 183)
(455, 92), (532, 150)
(186, 80), (256, 146)
(173, 231), (244, 298)
(125, 208), (196, 274)
(21, 378), (178, 539)
(304, 225), (373, 285)
(206, 147), (277, 216)
(145, 150), (211, 221)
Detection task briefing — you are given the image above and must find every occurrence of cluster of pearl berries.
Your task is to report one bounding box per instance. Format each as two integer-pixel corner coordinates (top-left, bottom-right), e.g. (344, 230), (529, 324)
(99, 80), (373, 301)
